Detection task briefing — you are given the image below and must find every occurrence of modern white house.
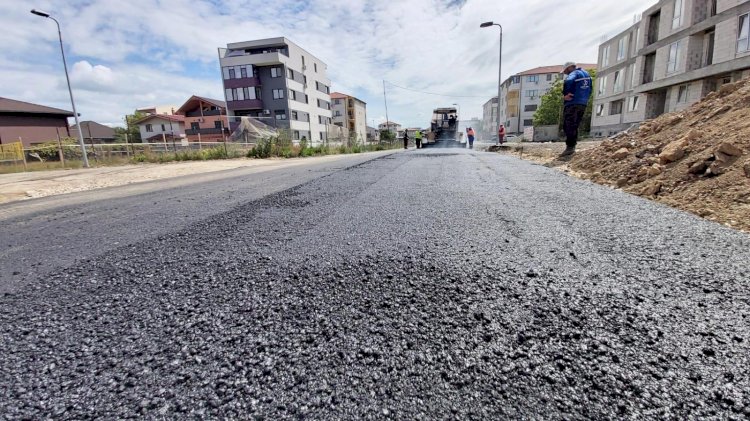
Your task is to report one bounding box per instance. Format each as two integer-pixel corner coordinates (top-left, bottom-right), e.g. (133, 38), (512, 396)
(217, 37), (333, 144)
(135, 114), (186, 143)
(592, 0), (750, 136)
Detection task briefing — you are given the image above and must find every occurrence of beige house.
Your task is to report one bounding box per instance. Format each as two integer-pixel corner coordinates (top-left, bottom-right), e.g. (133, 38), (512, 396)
(592, 0), (750, 136)
(331, 92), (367, 143)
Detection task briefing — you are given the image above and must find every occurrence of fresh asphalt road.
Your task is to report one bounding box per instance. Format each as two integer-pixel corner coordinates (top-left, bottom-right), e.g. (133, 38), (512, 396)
(1, 149), (749, 419)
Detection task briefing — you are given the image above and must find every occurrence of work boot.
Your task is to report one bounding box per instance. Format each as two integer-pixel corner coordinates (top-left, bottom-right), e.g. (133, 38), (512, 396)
(559, 147), (576, 157)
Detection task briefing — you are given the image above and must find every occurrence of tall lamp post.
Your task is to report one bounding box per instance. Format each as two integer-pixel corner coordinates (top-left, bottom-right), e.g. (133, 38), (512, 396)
(31, 9), (89, 168)
(480, 21), (502, 140)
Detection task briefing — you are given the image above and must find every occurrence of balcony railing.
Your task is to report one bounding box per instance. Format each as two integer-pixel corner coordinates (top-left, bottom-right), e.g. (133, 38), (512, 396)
(185, 128), (229, 135)
(185, 110), (223, 117)
(227, 99), (263, 111)
(223, 77), (261, 89)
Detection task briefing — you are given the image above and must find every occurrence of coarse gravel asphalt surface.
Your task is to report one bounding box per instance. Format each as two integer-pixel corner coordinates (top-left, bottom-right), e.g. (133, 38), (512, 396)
(1, 149), (749, 419)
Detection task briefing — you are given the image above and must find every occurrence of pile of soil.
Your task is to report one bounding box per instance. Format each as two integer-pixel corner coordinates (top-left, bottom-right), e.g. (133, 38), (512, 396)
(570, 78), (750, 232)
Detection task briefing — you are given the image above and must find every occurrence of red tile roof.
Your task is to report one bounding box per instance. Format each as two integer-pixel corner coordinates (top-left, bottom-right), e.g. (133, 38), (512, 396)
(176, 95), (227, 115)
(517, 63), (598, 76)
(330, 92), (347, 100)
(0, 97), (73, 116)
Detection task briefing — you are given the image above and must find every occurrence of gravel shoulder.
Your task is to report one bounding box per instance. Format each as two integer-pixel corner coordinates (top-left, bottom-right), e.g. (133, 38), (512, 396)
(1, 149), (749, 419)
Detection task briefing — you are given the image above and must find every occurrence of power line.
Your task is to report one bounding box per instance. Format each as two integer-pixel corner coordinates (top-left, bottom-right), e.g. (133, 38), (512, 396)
(383, 80), (489, 98)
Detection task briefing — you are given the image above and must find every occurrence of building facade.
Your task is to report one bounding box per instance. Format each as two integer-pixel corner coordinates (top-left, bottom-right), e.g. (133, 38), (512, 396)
(378, 121), (403, 138)
(175, 96), (228, 142)
(70, 121), (116, 143)
(331, 92), (367, 143)
(0, 97), (73, 146)
(136, 114), (186, 143)
(481, 97), (498, 140)
(592, 0), (750, 136)
(218, 37), (333, 144)
(496, 64), (597, 135)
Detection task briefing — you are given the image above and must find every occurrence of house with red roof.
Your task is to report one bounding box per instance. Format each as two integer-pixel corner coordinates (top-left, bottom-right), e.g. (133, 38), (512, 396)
(135, 113), (186, 143)
(175, 96), (229, 142)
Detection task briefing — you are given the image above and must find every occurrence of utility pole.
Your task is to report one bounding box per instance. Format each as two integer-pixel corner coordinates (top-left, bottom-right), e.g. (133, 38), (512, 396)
(383, 80), (391, 138)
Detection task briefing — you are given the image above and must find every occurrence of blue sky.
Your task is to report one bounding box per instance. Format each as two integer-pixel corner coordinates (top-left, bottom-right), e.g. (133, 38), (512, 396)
(0, 0), (655, 128)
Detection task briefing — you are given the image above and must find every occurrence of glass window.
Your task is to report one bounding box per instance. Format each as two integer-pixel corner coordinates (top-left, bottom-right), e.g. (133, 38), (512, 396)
(602, 45), (610, 67)
(610, 100), (623, 115)
(272, 89), (284, 99)
(617, 37), (627, 61)
(291, 111), (298, 120)
(677, 85), (689, 103)
(628, 96), (639, 112)
(527, 75), (539, 82)
(274, 110), (287, 120)
(191, 122), (200, 130)
(613, 70), (623, 93)
(145, 124), (153, 132)
(667, 41), (681, 73)
(595, 104), (605, 116)
(214, 120), (222, 129)
(240, 67), (247, 78)
(525, 90), (538, 98)
(673, 0), (684, 29)
(598, 76), (608, 96)
(271, 67), (282, 78)
(225, 88), (233, 101)
(738, 14), (750, 54)
(228, 68), (235, 79)
(222, 67), (231, 80)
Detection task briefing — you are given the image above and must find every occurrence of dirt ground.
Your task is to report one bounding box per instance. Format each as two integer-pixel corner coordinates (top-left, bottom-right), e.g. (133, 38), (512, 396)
(492, 79), (750, 234)
(0, 155), (362, 204)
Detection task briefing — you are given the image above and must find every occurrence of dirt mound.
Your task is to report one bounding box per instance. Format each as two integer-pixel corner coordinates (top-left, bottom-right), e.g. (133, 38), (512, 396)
(570, 78), (750, 232)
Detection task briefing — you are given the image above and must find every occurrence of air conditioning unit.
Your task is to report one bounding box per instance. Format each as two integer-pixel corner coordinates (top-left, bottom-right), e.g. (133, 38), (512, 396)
(263, 109), (271, 115)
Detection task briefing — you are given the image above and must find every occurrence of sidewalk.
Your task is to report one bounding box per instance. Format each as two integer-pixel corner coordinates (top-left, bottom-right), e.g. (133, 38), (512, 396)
(0, 155), (366, 204)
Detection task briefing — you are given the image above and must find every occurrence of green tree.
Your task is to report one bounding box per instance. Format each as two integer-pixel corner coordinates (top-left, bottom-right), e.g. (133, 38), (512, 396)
(532, 69), (597, 136)
(379, 129), (395, 143)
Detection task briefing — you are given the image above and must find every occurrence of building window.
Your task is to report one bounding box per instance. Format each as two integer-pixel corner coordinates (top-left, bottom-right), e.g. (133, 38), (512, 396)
(272, 89), (284, 99)
(602, 45), (610, 67)
(595, 104), (605, 116)
(289, 90), (296, 101)
(523, 119), (533, 126)
(291, 110), (299, 120)
(511, 76), (520, 84)
(598, 76), (608, 96)
(667, 41), (681, 73)
(335, 110), (342, 117)
(288, 68), (294, 79)
(334, 99), (341, 105)
(214, 120), (222, 129)
(527, 75), (539, 82)
(613, 70), (623, 93)
(677, 85), (689, 103)
(145, 124), (153, 132)
(320, 132), (324, 140)
(271, 67), (282, 78)
(525, 90), (538, 98)
(617, 37), (628, 61)
(191, 122), (200, 130)
(628, 96), (639, 112)
(610, 100), (623, 115)
(240, 67), (247, 78)
(256, 87), (262, 100)
(673, 0), (684, 29)
(546, 74), (553, 81)
(161, 124), (166, 132)
(228, 68), (235, 79)
(274, 110), (287, 120)
(524, 104), (538, 112)
(225, 88), (233, 101)
(314, 63), (318, 73)
(738, 14), (750, 54)
(630, 64), (638, 88)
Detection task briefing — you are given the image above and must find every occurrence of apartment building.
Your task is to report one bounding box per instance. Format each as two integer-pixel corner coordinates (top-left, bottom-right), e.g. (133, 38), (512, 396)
(481, 97), (498, 140)
(331, 92), (367, 142)
(592, 0), (750, 136)
(218, 37), (333, 144)
(497, 64), (597, 135)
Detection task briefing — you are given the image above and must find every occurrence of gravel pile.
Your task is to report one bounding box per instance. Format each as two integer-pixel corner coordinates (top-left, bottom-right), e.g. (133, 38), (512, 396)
(1, 151), (749, 419)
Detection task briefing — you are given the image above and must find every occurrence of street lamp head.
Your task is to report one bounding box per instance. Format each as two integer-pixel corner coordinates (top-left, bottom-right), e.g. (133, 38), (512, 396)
(30, 9), (51, 18)
(480, 21), (494, 28)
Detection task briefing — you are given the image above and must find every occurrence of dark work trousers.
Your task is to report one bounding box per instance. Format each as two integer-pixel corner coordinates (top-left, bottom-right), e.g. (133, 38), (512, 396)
(416, 139), (422, 149)
(563, 104), (586, 148)
(403, 138), (408, 149)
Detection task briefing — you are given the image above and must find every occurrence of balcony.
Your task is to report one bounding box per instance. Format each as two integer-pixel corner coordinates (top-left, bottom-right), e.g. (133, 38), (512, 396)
(221, 51), (285, 66)
(227, 99), (263, 111)
(223, 77), (261, 89)
(185, 109), (223, 117)
(185, 128), (229, 136)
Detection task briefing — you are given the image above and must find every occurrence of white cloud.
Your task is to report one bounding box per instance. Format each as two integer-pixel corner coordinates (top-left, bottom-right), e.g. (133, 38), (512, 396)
(0, 0), (657, 128)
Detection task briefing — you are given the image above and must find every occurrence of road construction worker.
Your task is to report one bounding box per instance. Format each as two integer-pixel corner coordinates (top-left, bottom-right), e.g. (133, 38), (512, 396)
(561, 62), (592, 157)
(498, 125), (506, 145)
(403, 131), (409, 150)
(467, 127), (476, 149)
(415, 129), (423, 149)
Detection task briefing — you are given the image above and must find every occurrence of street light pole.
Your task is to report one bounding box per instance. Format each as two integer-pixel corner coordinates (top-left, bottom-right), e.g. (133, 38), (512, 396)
(31, 9), (89, 168)
(481, 21), (503, 141)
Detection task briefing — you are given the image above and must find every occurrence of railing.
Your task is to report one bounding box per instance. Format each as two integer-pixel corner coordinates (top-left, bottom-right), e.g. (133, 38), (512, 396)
(185, 128), (229, 135)
(185, 110), (223, 117)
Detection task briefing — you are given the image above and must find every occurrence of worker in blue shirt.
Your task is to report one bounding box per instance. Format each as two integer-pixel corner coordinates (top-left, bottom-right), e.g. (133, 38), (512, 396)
(560, 62), (592, 157)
